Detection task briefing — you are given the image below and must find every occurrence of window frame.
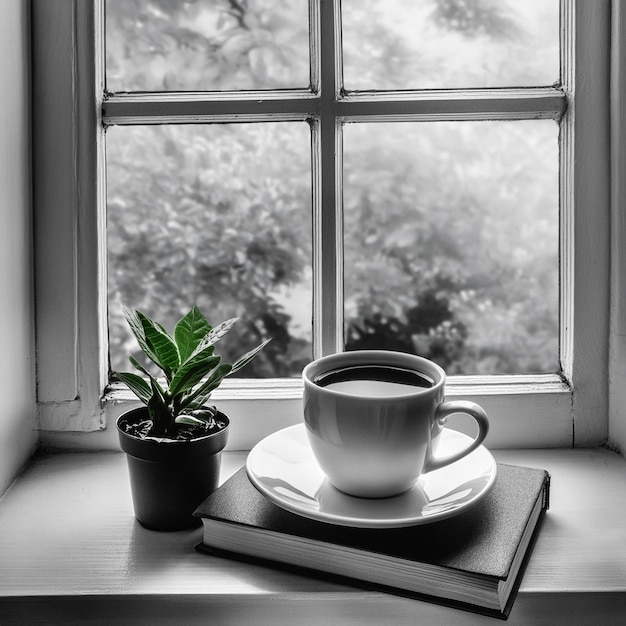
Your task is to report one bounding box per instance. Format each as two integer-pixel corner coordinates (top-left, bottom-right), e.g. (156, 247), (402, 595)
(32, 0), (610, 450)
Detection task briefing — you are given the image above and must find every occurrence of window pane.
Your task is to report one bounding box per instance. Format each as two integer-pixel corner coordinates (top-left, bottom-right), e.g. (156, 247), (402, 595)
(107, 123), (312, 378)
(105, 0), (310, 92)
(342, 0), (560, 90)
(343, 120), (559, 375)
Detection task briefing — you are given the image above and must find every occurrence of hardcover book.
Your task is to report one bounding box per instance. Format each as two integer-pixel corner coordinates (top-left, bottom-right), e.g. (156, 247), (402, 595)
(195, 463), (550, 619)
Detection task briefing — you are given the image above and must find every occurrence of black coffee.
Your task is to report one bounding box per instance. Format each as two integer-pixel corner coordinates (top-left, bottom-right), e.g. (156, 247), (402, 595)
(314, 364), (434, 397)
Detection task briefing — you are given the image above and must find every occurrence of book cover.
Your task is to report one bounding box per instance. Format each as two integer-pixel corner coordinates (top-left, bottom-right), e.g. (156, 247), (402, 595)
(195, 463), (550, 619)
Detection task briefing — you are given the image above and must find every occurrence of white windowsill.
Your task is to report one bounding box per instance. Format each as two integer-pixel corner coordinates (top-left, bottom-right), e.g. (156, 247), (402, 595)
(0, 446), (624, 625)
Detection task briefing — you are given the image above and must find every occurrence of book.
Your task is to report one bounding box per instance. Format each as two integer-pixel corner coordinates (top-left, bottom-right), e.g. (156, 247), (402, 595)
(195, 463), (550, 620)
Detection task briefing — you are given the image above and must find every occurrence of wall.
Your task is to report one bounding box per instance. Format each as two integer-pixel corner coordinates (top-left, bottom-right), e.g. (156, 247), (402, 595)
(0, 0), (38, 495)
(609, 0), (626, 456)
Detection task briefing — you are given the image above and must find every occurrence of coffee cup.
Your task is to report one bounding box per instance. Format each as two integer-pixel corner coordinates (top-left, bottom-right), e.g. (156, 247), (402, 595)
(302, 350), (489, 498)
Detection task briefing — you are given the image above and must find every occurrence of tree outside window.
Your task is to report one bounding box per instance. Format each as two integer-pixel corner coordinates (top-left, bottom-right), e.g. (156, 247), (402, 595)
(105, 0), (560, 379)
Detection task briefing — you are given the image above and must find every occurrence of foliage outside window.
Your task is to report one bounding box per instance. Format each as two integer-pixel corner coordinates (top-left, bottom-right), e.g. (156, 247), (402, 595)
(105, 0), (560, 380)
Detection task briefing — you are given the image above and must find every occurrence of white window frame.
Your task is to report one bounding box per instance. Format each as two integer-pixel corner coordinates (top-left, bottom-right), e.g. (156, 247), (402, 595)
(32, 0), (610, 450)
(610, 0), (626, 453)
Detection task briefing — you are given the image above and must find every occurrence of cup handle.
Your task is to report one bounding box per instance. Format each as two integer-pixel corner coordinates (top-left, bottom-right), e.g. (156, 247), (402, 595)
(424, 400), (489, 472)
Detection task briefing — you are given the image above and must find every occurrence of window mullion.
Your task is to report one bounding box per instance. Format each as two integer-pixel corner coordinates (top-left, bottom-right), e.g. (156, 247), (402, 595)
(337, 87), (566, 121)
(102, 92), (319, 125)
(313, 0), (343, 357)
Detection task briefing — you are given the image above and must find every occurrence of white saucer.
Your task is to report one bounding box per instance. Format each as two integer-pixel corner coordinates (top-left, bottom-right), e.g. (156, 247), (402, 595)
(246, 424), (497, 529)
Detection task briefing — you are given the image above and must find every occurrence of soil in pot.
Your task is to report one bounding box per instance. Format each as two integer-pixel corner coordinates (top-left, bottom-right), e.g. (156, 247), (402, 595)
(117, 407), (229, 531)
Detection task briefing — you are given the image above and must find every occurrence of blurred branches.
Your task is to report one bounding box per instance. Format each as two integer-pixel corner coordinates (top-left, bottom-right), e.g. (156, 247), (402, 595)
(106, 0), (559, 377)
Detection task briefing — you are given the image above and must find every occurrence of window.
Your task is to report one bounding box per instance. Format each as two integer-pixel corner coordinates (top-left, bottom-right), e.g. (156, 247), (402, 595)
(33, 0), (611, 449)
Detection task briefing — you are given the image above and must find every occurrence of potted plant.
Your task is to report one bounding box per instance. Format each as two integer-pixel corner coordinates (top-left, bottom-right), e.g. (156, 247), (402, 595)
(114, 305), (270, 531)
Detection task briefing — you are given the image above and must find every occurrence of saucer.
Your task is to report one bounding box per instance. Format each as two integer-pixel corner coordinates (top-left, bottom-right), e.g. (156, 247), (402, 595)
(246, 424), (497, 528)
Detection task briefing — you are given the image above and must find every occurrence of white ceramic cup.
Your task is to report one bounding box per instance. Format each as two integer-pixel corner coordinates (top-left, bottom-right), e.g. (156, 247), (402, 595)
(302, 350), (489, 498)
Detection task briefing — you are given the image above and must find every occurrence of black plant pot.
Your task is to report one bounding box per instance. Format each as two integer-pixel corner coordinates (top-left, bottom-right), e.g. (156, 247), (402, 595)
(117, 407), (229, 531)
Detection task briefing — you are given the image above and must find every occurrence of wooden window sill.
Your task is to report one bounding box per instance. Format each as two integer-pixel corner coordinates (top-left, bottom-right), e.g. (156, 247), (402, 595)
(0, 447), (625, 625)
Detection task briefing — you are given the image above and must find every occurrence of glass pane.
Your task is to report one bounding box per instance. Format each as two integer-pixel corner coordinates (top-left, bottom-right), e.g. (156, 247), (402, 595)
(106, 0), (310, 92)
(107, 123), (312, 378)
(343, 120), (559, 375)
(342, 0), (559, 90)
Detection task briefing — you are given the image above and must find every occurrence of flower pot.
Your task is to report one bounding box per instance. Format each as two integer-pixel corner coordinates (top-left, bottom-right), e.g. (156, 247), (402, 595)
(117, 407), (229, 531)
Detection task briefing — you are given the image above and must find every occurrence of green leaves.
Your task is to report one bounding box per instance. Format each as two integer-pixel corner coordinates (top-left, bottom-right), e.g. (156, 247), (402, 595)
(174, 305), (212, 363)
(140, 313), (180, 376)
(187, 317), (239, 361)
(122, 306), (162, 368)
(123, 306), (180, 378)
(114, 304), (270, 439)
(179, 363), (233, 411)
(114, 372), (152, 404)
(168, 353), (221, 398)
(231, 338), (273, 375)
(174, 407), (218, 431)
